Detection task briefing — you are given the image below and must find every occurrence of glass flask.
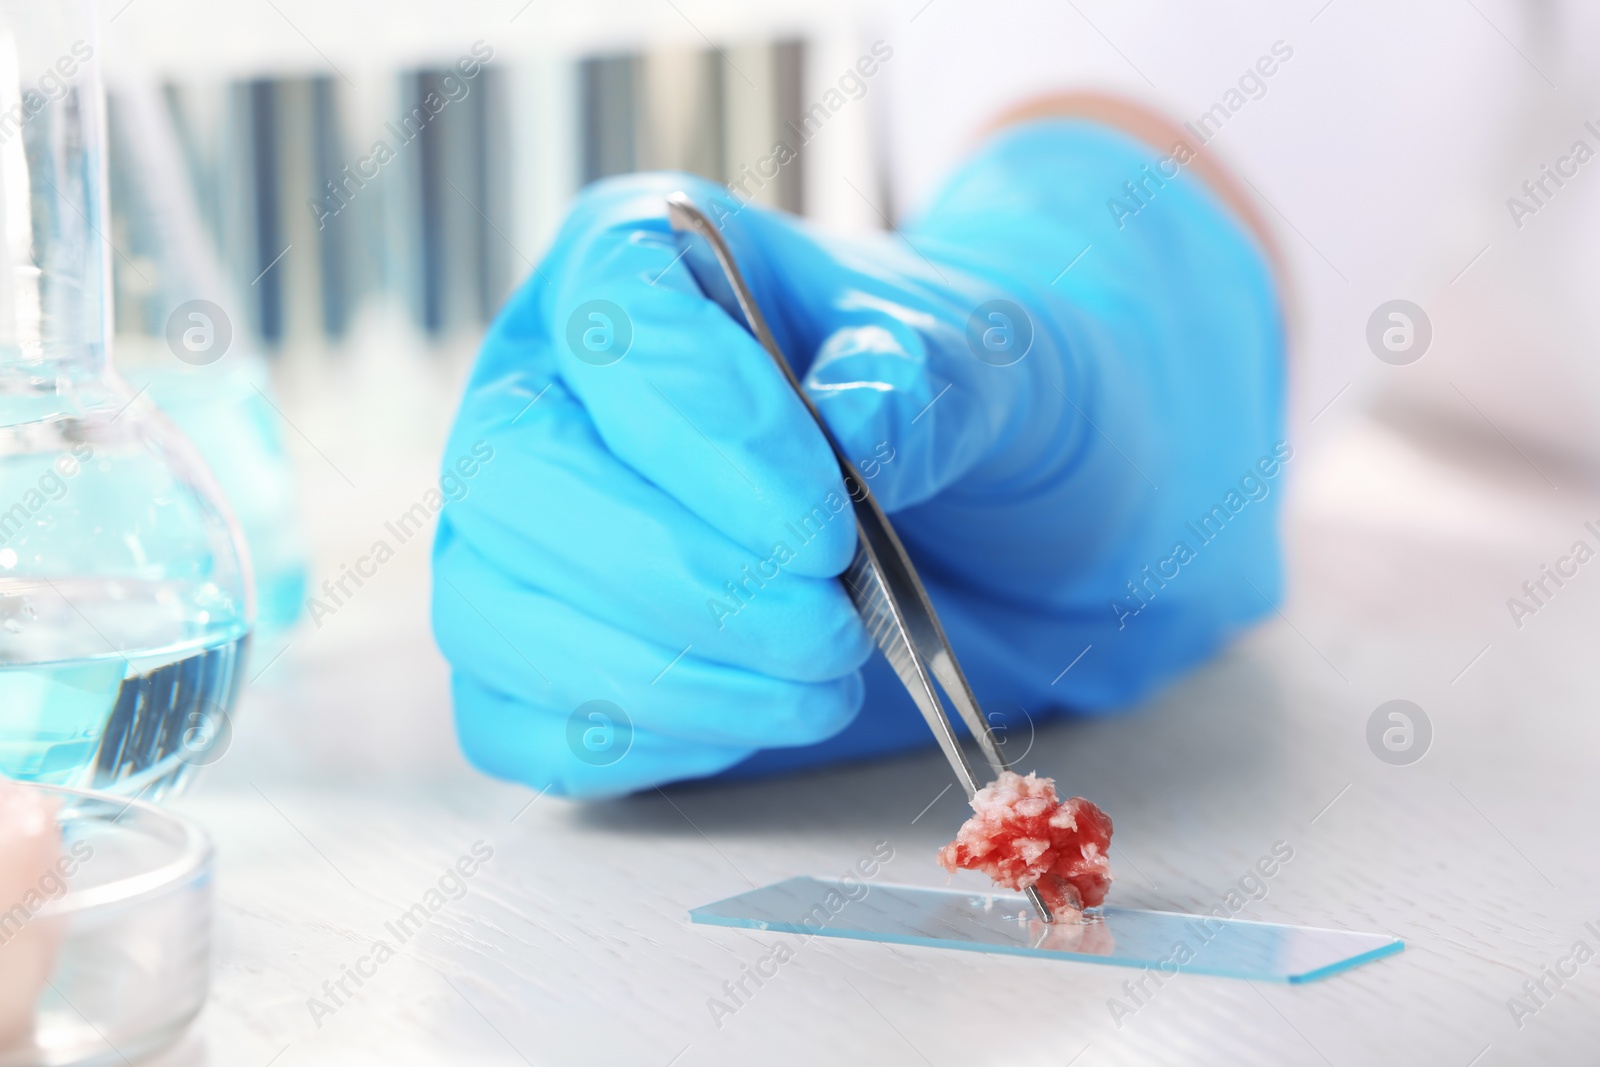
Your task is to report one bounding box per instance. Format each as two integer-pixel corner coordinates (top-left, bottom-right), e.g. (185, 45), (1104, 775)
(104, 77), (307, 639)
(0, 1), (252, 798)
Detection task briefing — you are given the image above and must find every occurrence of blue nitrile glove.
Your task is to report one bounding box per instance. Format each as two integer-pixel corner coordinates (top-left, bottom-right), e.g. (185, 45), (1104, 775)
(431, 118), (1286, 798)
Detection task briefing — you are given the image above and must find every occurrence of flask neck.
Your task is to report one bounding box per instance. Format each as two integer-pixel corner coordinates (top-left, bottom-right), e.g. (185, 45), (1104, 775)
(0, 342), (117, 431)
(0, 12), (113, 377)
(0, 342), (108, 373)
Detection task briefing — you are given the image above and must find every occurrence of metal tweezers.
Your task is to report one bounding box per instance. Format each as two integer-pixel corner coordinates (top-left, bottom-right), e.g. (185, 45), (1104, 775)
(667, 192), (1054, 924)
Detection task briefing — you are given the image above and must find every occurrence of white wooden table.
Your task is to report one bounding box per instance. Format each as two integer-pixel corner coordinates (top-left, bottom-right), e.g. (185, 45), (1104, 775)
(145, 398), (1600, 1067)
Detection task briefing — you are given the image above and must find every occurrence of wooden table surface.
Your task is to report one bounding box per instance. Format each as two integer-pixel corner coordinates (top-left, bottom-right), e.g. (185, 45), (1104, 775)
(145, 408), (1600, 1067)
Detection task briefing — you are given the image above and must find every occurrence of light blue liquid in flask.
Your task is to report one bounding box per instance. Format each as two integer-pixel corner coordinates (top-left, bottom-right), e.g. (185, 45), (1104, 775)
(0, 3), (252, 798)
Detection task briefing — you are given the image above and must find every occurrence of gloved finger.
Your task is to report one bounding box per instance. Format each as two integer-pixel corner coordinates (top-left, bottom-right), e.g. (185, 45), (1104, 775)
(785, 234), (1077, 516)
(543, 172), (856, 580)
(444, 368), (872, 683)
(450, 672), (753, 799)
(432, 524), (866, 750)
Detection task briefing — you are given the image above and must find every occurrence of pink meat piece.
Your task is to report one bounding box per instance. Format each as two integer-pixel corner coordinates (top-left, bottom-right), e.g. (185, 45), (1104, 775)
(937, 771), (1113, 915)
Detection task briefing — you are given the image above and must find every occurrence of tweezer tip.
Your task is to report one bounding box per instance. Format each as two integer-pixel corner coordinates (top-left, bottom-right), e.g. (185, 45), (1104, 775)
(1025, 884), (1055, 924)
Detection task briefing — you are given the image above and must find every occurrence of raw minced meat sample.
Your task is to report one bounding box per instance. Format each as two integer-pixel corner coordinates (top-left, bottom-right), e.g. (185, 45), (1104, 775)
(937, 771), (1113, 915)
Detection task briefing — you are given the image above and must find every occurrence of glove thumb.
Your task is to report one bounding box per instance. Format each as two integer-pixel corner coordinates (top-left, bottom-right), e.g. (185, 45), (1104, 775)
(793, 238), (1062, 516)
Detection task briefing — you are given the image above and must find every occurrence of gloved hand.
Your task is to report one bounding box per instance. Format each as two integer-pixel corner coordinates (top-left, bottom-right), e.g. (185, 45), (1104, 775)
(432, 118), (1286, 798)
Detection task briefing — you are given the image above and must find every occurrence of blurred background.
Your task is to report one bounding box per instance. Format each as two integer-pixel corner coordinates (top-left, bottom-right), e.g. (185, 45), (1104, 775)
(89, 0), (1600, 779)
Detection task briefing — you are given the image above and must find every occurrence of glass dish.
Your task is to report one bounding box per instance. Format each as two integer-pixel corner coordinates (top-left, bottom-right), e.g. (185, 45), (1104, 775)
(0, 784), (212, 1067)
(690, 876), (1404, 983)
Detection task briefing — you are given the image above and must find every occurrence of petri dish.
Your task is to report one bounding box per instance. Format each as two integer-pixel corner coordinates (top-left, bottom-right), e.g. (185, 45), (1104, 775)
(691, 877), (1403, 983)
(0, 784), (213, 1067)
